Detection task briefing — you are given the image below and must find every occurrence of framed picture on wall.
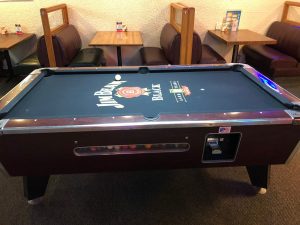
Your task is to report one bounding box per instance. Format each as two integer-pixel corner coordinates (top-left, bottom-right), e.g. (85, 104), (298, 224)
(226, 10), (241, 31)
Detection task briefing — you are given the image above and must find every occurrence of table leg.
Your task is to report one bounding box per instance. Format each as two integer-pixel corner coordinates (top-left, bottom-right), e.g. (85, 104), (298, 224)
(246, 165), (270, 193)
(231, 45), (240, 63)
(23, 175), (50, 204)
(3, 50), (14, 77)
(117, 46), (122, 66)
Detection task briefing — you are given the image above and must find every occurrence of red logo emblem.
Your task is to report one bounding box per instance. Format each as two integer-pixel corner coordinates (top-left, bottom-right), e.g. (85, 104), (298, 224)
(115, 87), (150, 98)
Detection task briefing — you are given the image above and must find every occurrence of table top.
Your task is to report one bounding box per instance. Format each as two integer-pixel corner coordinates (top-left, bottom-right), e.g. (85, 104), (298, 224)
(89, 31), (143, 46)
(0, 33), (34, 50)
(1, 65), (299, 133)
(208, 29), (277, 46)
(3, 66), (289, 120)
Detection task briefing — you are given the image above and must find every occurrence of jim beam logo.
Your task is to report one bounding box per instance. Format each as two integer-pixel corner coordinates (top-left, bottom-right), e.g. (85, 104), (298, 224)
(94, 81), (163, 108)
(169, 81), (191, 103)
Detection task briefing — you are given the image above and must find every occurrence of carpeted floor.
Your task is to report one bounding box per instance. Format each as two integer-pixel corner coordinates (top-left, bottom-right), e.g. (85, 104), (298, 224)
(0, 75), (299, 225)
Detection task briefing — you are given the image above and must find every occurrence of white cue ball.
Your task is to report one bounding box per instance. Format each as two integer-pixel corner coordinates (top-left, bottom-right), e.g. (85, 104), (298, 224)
(115, 74), (121, 81)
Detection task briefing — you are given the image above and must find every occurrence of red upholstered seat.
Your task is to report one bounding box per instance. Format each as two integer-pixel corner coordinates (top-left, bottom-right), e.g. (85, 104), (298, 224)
(37, 25), (106, 67)
(243, 22), (300, 78)
(140, 23), (225, 65)
(201, 45), (227, 64)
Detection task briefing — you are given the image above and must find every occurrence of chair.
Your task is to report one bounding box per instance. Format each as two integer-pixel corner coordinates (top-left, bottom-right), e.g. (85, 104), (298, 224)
(38, 4), (106, 67)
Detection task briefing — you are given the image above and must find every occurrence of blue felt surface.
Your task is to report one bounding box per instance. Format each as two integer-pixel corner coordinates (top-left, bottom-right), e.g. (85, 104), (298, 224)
(5, 70), (285, 119)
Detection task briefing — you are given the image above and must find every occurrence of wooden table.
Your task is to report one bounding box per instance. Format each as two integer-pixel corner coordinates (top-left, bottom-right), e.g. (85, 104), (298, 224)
(0, 33), (34, 76)
(208, 29), (277, 63)
(89, 31), (143, 66)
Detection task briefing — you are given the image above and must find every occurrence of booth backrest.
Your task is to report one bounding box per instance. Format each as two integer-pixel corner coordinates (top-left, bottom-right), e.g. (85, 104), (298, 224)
(160, 23), (201, 64)
(38, 25), (82, 66)
(267, 21), (300, 62)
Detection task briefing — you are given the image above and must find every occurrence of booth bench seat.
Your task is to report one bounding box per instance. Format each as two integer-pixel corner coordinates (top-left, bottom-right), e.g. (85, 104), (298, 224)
(140, 23), (225, 65)
(38, 25), (106, 67)
(13, 53), (40, 76)
(243, 21), (300, 78)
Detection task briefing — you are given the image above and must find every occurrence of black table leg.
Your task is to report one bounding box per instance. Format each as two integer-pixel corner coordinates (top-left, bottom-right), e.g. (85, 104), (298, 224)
(246, 165), (270, 192)
(117, 46), (122, 66)
(3, 50), (14, 77)
(23, 176), (50, 204)
(231, 44), (239, 63)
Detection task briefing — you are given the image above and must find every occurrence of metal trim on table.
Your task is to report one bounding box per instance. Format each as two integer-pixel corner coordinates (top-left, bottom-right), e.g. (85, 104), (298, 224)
(51, 64), (233, 74)
(0, 69), (45, 114)
(1, 110), (294, 134)
(241, 64), (300, 105)
(0, 119), (9, 135)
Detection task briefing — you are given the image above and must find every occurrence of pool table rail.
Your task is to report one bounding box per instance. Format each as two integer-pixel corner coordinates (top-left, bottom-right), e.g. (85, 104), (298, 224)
(0, 69), (44, 116)
(242, 64), (300, 107)
(0, 110), (295, 135)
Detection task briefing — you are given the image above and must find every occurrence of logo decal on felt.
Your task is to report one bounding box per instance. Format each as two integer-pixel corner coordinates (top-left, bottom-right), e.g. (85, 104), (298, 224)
(169, 81), (191, 103)
(115, 84), (163, 101)
(115, 87), (151, 98)
(94, 81), (164, 109)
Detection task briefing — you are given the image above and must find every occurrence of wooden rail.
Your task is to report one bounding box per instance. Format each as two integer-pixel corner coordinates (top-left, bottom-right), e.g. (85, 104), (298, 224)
(40, 4), (69, 67)
(281, 1), (300, 26)
(170, 3), (195, 65)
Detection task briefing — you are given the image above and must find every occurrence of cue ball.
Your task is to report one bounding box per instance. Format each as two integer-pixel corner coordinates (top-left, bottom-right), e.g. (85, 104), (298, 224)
(115, 74), (121, 81)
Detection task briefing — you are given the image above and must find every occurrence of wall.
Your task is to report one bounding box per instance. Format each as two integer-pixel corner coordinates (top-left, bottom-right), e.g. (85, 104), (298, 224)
(0, 0), (288, 65)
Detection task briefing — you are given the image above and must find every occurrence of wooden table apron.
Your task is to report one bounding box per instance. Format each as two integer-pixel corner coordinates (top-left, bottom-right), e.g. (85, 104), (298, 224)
(0, 33), (34, 77)
(89, 31), (143, 66)
(208, 29), (277, 63)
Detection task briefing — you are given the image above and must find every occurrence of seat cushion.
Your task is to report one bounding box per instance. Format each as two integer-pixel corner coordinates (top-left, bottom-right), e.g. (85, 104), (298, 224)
(37, 25), (82, 67)
(160, 23), (180, 64)
(13, 53), (40, 75)
(200, 45), (226, 64)
(140, 47), (169, 65)
(243, 45), (298, 69)
(69, 48), (106, 67)
(267, 21), (300, 62)
(243, 45), (298, 78)
(273, 67), (300, 77)
(160, 23), (202, 64)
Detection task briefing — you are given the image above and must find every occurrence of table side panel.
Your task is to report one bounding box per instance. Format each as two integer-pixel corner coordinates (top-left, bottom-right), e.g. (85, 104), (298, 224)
(0, 124), (299, 176)
(0, 33), (34, 50)
(208, 30), (277, 46)
(89, 31), (143, 46)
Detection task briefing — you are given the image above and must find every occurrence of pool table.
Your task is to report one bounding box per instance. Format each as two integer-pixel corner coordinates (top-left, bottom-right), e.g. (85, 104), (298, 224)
(0, 64), (300, 204)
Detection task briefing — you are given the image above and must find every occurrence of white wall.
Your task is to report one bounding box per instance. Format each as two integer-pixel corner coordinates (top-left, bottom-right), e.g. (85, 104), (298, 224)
(0, 0), (288, 64)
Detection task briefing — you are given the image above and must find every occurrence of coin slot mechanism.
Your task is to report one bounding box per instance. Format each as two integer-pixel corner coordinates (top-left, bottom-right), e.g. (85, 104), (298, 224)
(202, 133), (241, 163)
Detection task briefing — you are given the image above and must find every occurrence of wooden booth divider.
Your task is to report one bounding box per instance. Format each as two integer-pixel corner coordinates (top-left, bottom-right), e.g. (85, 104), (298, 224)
(40, 4), (69, 67)
(40, 3), (195, 66)
(170, 3), (195, 65)
(281, 1), (300, 26)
